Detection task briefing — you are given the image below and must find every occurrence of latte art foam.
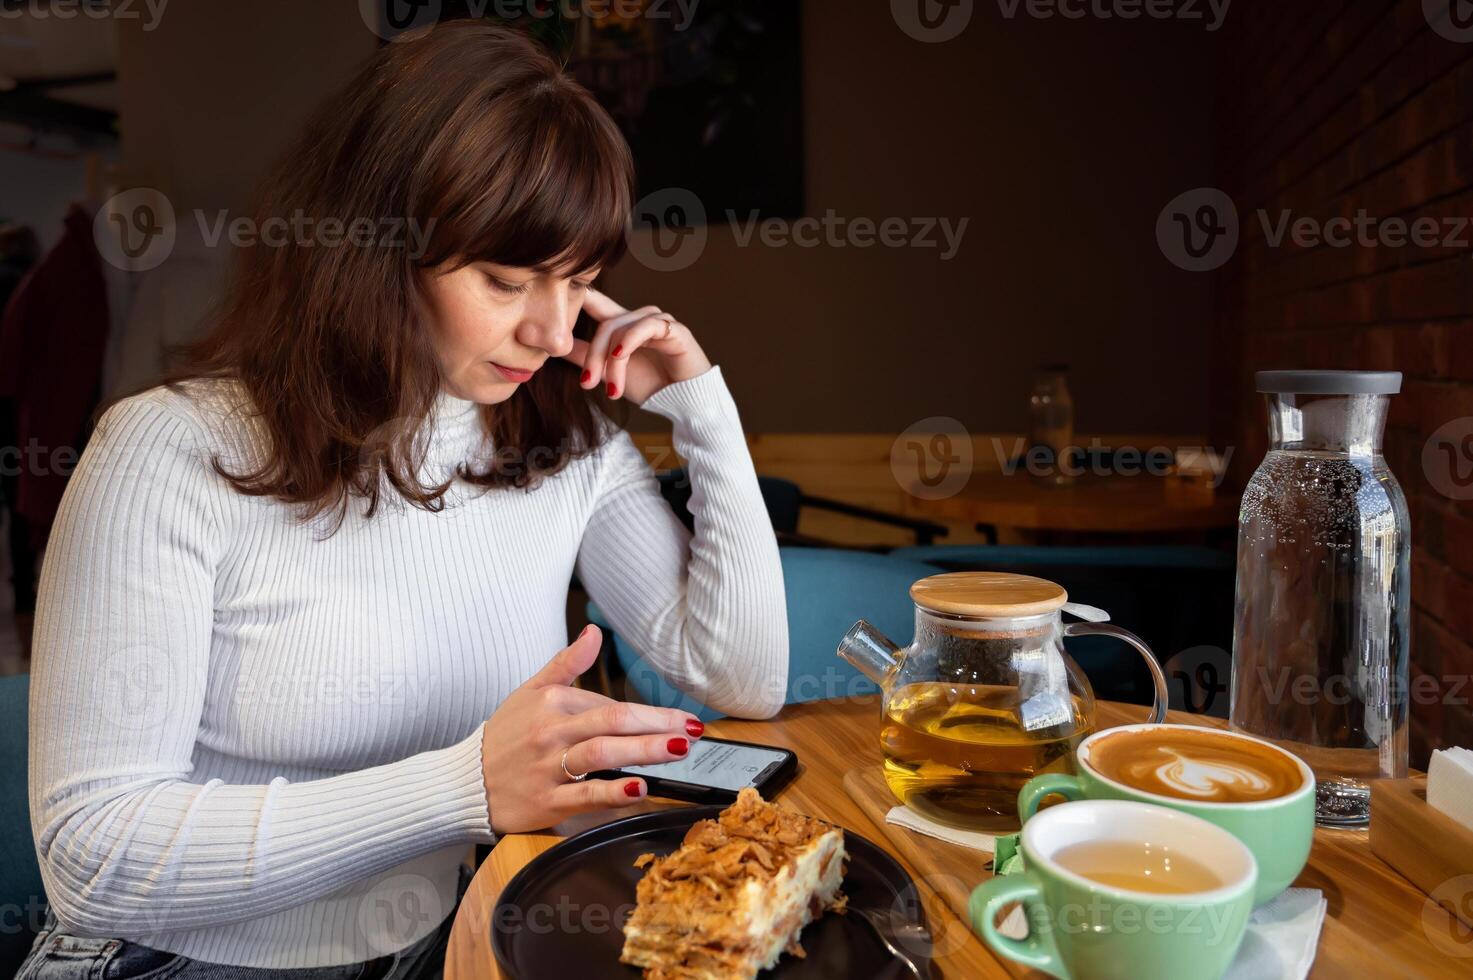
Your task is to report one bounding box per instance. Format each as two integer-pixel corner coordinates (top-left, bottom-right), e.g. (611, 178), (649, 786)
(1149, 749), (1274, 800)
(1086, 728), (1304, 804)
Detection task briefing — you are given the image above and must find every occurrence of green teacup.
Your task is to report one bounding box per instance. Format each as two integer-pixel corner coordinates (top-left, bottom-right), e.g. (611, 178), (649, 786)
(969, 800), (1257, 980)
(1019, 723), (1315, 905)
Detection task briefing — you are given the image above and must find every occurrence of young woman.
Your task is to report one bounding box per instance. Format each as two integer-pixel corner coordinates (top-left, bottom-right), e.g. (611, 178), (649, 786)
(21, 21), (787, 979)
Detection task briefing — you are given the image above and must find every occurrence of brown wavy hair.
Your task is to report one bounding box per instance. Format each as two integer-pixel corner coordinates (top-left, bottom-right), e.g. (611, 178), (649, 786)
(166, 20), (635, 529)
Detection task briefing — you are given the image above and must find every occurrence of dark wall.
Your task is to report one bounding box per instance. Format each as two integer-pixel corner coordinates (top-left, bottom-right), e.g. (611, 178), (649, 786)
(1212, 0), (1473, 762)
(115, 2), (1219, 438)
(608, 0), (1219, 435)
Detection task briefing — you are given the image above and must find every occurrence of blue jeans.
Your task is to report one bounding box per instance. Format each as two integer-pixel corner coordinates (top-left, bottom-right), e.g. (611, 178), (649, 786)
(15, 864), (473, 980)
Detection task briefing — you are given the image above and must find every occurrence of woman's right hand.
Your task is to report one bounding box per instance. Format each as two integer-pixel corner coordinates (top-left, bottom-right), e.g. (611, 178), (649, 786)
(480, 624), (705, 834)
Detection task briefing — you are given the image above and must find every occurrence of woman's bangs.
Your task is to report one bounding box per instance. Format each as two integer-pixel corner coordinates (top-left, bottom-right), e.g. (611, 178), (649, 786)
(442, 100), (633, 276)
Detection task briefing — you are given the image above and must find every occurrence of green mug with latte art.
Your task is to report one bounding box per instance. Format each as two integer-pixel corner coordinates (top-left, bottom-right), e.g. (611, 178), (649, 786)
(1018, 724), (1315, 905)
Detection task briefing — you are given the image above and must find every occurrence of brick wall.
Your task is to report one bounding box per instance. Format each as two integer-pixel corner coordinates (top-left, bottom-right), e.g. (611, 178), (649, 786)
(1211, 1), (1473, 765)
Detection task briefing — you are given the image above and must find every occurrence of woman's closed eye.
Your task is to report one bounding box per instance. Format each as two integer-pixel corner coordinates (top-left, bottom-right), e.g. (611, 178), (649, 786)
(486, 273), (532, 296)
(485, 273), (594, 296)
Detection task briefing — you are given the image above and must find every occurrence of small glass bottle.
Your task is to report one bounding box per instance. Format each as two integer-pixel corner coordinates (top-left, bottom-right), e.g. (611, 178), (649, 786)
(1029, 365), (1076, 487)
(1229, 370), (1410, 826)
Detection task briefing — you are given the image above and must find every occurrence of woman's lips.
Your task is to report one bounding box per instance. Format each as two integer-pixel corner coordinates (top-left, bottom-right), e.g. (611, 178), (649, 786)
(490, 362), (536, 383)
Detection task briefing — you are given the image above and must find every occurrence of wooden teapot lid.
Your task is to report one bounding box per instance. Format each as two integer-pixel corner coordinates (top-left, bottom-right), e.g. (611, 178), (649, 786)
(909, 571), (1068, 618)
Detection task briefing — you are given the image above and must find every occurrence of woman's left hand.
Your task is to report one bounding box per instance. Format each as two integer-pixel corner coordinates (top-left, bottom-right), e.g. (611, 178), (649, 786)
(564, 288), (712, 404)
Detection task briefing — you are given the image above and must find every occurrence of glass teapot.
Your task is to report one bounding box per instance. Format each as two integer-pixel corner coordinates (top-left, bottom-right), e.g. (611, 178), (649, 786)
(838, 572), (1168, 832)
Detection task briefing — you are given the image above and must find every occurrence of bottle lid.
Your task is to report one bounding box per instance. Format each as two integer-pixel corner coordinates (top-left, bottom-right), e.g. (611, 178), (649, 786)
(1255, 370), (1402, 394)
(910, 571), (1068, 618)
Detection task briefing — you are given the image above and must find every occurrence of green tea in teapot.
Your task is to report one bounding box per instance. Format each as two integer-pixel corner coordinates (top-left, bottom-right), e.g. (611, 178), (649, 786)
(881, 680), (1093, 831)
(840, 572), (1168, 834)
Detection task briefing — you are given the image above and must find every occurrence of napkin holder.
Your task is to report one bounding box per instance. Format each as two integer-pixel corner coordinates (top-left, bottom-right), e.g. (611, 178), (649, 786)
(1369, 775), (1473, 929)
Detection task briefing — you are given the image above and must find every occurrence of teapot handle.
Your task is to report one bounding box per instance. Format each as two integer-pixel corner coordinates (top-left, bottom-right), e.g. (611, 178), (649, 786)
(1061, 623), (1168, 724)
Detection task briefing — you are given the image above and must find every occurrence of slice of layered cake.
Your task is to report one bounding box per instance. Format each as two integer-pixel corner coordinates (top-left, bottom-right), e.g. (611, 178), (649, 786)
(620, 788), (848, 979)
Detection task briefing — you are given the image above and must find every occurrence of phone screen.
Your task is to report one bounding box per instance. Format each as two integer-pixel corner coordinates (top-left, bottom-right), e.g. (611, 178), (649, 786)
(618, 739), (789, 791)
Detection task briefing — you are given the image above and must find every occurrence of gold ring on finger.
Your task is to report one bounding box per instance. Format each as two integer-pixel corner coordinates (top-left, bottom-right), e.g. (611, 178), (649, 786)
(561, 750), (587, 782)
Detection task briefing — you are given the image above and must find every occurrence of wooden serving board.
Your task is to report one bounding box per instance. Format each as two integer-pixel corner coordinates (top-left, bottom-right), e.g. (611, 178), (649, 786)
(842, 766), (998, 924)
(1370, 775), (1473, 930)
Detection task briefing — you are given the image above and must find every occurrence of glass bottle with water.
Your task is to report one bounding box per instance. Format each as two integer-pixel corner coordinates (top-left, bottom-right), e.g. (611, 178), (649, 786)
(1230, 370), (1410, 826)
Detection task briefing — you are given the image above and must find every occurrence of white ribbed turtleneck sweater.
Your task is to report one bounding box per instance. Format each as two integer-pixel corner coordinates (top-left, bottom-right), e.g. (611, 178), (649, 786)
(27, 366), (787, 968)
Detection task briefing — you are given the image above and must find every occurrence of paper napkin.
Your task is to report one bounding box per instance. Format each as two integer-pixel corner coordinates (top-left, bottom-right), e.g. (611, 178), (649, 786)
(1225, 889), (1328, 980)
(1427, 746), (1473, 833)
(884, 804), (998, 852)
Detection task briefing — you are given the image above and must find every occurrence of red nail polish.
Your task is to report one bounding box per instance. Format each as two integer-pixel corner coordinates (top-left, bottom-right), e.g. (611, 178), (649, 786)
(624, 780), (642, 798)
(667, 737), (688, 756)
(612, 344), (623, 357)
(685, 720), (704, 738)
(607, 382), (617, 397)
(580, 369), (591, 383)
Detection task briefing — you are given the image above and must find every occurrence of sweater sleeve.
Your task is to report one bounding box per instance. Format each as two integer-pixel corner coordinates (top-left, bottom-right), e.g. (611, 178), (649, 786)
(27, 394), (494, 937)
(575, 366), (788, 719)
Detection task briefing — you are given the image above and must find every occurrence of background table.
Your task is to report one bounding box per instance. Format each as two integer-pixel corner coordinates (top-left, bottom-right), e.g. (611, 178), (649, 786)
(905, 471), (1238, 536)
(446, 696), (1462, 979)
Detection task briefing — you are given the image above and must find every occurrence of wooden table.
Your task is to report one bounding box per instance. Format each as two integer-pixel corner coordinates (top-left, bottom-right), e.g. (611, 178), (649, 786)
(905, 471), (1238, 535)
(446, 697), (1463, 979)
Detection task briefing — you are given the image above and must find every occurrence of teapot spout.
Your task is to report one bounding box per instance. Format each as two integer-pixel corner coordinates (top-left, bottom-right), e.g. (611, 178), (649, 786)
(839, 620), (903, 685)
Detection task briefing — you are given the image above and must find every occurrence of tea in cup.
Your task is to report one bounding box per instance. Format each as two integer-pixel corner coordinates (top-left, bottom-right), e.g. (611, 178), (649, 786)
(969, 799), (1257, 979)
(1018, 724), (1314, 904)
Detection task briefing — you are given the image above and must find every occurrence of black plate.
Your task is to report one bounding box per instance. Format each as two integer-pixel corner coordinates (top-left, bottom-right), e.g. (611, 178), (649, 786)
(491, 806), (932, 979)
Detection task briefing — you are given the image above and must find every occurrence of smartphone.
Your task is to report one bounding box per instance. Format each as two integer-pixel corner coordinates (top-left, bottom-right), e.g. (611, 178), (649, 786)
(591, 736), (798, 805)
